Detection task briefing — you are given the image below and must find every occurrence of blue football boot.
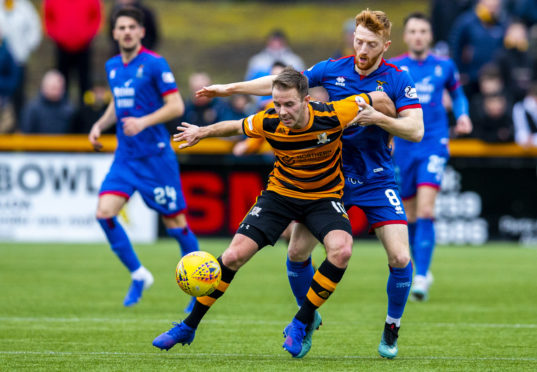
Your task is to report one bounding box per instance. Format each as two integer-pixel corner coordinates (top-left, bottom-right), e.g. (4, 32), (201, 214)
(295, 311), (322, 358)
(152, 322), (196, 351)
(282, 318), (307, 357)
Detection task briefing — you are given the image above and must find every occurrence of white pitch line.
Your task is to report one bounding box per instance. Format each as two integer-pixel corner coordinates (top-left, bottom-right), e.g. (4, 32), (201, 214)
(0, 350), (535, 362)
(0, 317), (536, 329)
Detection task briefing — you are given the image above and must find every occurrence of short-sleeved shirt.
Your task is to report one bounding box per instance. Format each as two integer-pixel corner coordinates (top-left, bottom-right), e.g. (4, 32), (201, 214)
(105, 47), (178, 159)
(242, 96), (362, 200)
(303, 57), (421, 183)
(390, 53), (461, 150)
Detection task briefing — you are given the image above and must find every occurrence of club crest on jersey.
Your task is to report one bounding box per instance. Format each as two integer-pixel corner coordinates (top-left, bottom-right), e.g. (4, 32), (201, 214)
(435, 65), (443, 77)
(136, 65), (144, 78)
(335, 76), (346, 87)
(109, 69), (116, 79)
(404, 86), (418, 99)
(376, 80), (387, 92)
(400, 65), (409, 72)
(317, 132), (330, 144)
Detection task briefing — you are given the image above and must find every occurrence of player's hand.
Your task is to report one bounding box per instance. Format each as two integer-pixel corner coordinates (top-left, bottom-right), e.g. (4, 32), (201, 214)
(88, 125), (103, 151)
(454, 114), (472, 135)
(173, 122), (202, 149)
(350, 102), (385, 127)
(122, 117), (147, 136)
(195, 84), (231, 99)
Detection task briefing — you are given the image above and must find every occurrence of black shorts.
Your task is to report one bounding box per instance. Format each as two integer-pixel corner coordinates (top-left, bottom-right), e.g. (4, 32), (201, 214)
(236, 190), (352, 248)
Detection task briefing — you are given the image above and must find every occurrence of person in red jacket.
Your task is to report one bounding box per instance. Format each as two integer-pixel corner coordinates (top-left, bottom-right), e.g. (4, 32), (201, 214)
(43, 0), (102, 104)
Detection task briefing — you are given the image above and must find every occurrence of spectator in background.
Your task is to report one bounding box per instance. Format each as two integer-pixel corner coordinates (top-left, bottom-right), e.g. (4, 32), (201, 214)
(472, 91), (513, 142)
(0, 24), (20, 133)
(218, 94), (253, 122)
(449, 0), (507, 98)
(470, 63), (513, 142)
(108, 0), (159, 55)
(0, 0), (42, 128)
(72, 84), (113, 134)
(43, 0), (102, 104)
(245, 29), (305, 81)
(178, 72), (228, 128)
(430, 0), (474, 56)
(513, 82), (537, 147)
(20, 70), (74, 134)
(477, 63), (504, 96)
(495, 20), (536, 102)
(332, 18), (356, 59)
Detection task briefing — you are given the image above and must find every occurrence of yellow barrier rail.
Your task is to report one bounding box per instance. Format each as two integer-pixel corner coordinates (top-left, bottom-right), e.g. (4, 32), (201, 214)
(1, 134), (537, 157)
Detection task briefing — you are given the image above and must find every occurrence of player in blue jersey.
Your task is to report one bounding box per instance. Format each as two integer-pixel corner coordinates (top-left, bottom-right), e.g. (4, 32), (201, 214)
(196, 10), (423, 359)
(389, 12), (472, 301)
(88, 7), (199, 309)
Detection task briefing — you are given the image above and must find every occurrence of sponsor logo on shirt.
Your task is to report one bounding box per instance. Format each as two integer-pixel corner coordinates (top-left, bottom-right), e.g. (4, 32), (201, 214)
(114, 81), (136, 108)
(114, 87), (135, 97)
(415, 77), (434, 103)
(335, 76), (346, 87)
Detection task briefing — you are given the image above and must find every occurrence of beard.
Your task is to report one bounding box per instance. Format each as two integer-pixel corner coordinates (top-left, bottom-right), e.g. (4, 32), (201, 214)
(356, 49), (384, 71)
(120, 40), (137, 54)
(410, 45), (428, 58)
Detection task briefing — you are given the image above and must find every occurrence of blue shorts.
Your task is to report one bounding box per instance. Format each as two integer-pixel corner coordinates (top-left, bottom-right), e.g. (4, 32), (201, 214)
(393, 145), (449, 200)
(99, 149), (187, 217)
(342, 177), (407, 229)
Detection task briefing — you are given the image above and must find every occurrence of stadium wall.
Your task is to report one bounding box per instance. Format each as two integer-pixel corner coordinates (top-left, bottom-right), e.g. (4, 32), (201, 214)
(0, 135), (536, 244)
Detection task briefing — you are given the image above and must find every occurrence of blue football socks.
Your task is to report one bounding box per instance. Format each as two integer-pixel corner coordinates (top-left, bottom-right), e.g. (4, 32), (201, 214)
(414, 218), (435, 277)
(386, 262), (413, 319)
(167, 227), (199, 256)
(286, 256), (314, 306)
(98, 217), (141, 272)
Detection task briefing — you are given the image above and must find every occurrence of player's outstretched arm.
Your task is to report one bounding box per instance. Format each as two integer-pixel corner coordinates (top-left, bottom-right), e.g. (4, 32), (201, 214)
(196, 75), (276, 99)
(122, 92), (184, 136)
(173, 120), (244, 149)
(89, 101), (116, 151)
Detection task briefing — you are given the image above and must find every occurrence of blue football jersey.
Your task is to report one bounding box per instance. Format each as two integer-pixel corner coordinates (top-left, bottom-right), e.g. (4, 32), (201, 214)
(304, 56), (421, 182)
(389, 53), (461, 149)
(106, 47), (178, 159)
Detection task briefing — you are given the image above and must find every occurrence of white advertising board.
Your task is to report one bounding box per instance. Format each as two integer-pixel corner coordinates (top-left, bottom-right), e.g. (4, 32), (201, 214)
(0, 153), (157, 243)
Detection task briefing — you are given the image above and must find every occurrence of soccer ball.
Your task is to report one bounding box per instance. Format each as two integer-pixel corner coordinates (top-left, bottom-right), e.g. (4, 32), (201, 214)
(176, 251), (221, 297)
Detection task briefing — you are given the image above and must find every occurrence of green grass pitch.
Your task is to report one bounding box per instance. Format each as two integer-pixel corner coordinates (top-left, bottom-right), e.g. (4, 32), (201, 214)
(1, 239), (536, 371)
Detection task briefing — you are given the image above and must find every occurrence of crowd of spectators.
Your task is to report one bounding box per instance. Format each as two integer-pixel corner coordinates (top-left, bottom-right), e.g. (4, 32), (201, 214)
(1, 0), (537, 149)
(432, 0), (537, 147)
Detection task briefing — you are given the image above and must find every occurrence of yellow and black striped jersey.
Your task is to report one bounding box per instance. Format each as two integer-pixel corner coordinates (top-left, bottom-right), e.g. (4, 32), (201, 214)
(242, 95), (365, 200)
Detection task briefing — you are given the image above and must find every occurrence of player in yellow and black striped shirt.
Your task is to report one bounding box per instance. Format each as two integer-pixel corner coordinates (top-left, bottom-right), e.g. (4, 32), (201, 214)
(243, 88), (365, 200)
(153, 67), (396, 356)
